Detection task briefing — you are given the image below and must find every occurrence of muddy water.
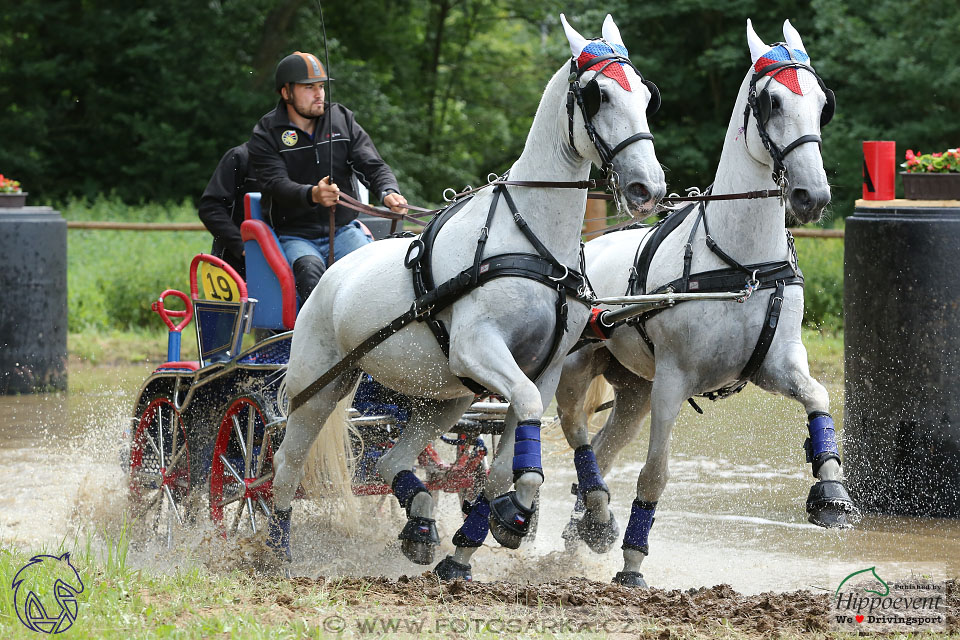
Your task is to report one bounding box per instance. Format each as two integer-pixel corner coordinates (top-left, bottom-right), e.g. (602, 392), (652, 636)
(1, 363), (958, 594)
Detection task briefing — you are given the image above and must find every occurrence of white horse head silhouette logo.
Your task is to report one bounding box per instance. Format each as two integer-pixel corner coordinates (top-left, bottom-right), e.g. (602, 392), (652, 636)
(12, 553), (85, 634)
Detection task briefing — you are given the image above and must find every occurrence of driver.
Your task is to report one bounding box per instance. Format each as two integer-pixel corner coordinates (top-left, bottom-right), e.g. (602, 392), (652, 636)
(248, 51), (408, 301)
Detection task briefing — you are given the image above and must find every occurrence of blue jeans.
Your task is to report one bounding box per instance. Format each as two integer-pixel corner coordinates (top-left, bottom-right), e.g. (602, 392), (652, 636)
(278, 220), (373, 268)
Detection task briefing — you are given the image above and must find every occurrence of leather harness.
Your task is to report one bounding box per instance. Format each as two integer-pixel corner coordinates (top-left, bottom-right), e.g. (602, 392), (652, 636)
(617, 196), (804, 402)
(407, 182), (593, 393)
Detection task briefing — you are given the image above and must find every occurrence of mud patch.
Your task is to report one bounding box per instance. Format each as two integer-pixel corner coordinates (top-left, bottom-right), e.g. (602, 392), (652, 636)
(219, 576), (957, 636)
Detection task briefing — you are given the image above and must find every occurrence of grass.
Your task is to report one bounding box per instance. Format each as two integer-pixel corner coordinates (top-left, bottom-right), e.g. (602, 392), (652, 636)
(60, 196), (849, 334)
(0, 532), (862, 640)
(64, 196), (210, 332)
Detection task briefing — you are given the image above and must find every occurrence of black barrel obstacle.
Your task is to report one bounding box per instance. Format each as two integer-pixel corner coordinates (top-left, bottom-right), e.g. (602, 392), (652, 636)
(844, 200), (960, 517)
(0, 206), (67, 393)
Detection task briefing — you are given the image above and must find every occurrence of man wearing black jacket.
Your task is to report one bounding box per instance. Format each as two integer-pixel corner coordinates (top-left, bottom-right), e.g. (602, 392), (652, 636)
(248, 51), (407, 301)
(197, 142), (259, 278)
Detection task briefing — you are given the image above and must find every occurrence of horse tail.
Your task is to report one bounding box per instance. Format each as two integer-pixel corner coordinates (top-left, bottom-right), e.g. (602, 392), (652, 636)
(299, 379), (361, 532)
(583, 375), (615, 432)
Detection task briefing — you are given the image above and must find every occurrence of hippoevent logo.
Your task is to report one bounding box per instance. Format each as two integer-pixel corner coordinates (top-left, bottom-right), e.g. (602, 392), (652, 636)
(12, 553), (85, 634)
(831, 566), (945, 631)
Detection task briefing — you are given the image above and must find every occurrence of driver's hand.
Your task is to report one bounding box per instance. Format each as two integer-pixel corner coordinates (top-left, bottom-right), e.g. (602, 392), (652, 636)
(312, 176), (340, 207)
(384, 192), (408, 214)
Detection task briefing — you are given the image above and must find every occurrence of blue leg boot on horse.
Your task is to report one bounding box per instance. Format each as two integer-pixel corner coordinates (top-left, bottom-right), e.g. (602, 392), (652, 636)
(804, 412), (857, 528)
(489, 419), (542, 549)
(613, 499), (655, 587)
(569, 445), (619, 553)
(392, 470), (440, 564)
(266, 506), (292, 564)
(434, 493), (491, 581)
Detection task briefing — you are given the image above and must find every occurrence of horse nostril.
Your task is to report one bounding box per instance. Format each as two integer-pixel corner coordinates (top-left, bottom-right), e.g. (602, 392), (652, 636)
(627, 182), (651, 203)
(791, 188), (813, 211)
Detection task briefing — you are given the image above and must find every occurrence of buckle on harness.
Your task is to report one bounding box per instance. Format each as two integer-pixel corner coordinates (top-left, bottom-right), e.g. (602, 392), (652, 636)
(549, 264), (570, 283)
(412, 300), (434, 320)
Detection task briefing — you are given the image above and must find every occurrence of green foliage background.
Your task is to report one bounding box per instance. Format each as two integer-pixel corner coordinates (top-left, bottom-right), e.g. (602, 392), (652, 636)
(4, 0), (952, 334)
(62, 199), (844, 332)
(4, 0), (960, 212)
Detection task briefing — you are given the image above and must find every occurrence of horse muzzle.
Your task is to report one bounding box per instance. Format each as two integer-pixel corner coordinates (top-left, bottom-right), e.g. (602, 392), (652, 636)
(786, 185), (831, 224)
(625, 179), (667, 215)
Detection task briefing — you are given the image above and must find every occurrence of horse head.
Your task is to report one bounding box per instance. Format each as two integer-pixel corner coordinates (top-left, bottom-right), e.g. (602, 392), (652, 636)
(743, 19), (832, 224)
(561, 14), (666, 216)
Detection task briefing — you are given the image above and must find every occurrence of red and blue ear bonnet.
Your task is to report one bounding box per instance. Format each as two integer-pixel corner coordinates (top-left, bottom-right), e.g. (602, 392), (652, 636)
(753, 44), (812, 95)
(748, 18), (819, 96)
(577, 41), (632, 91)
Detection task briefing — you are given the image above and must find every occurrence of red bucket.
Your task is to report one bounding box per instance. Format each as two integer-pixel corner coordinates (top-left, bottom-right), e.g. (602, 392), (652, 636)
(862, 141), (896, 200)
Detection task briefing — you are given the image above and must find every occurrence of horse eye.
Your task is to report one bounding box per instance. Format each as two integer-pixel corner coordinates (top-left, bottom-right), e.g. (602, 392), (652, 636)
(599, 88), (608, 102)
(771, 95), (782, 111)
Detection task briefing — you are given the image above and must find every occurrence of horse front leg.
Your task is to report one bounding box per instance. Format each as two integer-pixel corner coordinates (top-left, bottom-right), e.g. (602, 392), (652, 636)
(575, 364), (653, 553)
(375, 396), (474, 565)
(557, 350), (651, 554)
(434, 335), (558, 580)
(614, 366), (689, 588)
(447, 332), (548, 551)
(435, 416), (518, 581)
(757, 340), (857, 528)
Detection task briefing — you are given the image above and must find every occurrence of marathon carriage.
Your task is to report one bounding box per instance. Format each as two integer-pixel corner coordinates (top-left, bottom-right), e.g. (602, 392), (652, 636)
(126, 193), (507, 543)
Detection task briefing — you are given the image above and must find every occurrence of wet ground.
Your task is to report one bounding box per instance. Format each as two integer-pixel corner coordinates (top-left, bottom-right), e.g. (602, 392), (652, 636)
(1, 359), (959, 632)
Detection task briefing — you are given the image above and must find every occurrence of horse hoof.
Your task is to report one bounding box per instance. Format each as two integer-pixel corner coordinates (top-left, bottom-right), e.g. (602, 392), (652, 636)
(576, 509), (620, 554)
(806, 480), (858, 529)
(398, 516), (439, 565)
(434, 555), (472, 581)
(613, 571), (648, 588)
(488, 491), (534, 550)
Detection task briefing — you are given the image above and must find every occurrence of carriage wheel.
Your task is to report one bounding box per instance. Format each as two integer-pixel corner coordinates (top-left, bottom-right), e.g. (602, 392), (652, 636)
(128, 397), (191, 545)
(209, 395), (281, 536)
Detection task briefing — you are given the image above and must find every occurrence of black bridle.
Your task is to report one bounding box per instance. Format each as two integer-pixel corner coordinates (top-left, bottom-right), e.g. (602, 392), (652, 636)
(742, 54), (836, 184)
(566, 47), (660, 175)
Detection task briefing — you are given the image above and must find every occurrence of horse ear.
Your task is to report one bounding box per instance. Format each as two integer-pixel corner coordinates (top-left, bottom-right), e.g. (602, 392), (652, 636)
(746, 18), (768, 65)
(601, 14), (626, 50)
(560, 13), (588, 59)
(783, 19), (809, 59)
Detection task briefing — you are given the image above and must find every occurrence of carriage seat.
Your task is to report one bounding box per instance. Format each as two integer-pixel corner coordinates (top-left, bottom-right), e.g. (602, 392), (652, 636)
(240, 192), (380, 331)
(240, 193), (299, 330)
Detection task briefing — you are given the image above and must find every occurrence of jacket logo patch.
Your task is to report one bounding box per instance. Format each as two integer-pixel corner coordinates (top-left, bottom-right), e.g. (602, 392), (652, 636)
(281, 130), (298, 146)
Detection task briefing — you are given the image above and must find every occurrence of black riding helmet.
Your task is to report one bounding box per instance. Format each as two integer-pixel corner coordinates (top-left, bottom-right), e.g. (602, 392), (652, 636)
(275, 51), (330, 91)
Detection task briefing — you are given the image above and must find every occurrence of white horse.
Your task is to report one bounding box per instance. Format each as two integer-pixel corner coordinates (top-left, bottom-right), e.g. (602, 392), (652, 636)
(266, 14), (666, 578)
(554, 19), (855, 587)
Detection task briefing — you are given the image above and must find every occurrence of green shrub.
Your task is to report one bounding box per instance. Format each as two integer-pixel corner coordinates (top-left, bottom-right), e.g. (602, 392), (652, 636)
(66, 197), (209, 331)
(794, 236), (844, 330)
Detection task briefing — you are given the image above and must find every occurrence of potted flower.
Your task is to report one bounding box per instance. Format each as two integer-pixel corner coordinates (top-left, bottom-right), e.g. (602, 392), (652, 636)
(0, 174), (27, 208)
(900, 148), (960, 200)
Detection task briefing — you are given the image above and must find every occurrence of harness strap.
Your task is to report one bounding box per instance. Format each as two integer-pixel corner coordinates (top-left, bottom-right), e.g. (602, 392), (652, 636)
(700, 279), (787, 401)
(739, 279), (786, 382)
(287, 304), (421, 415)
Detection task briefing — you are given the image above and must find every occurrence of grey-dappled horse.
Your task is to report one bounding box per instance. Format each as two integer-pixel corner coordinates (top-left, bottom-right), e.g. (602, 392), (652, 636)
(266, 14), (666, 579)
(554, 19), (856, 587)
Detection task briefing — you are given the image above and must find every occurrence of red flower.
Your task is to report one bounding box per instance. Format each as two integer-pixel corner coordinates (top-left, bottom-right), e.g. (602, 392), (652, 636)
(933, 152), (943, 158)
(905, 149), (916, 161)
